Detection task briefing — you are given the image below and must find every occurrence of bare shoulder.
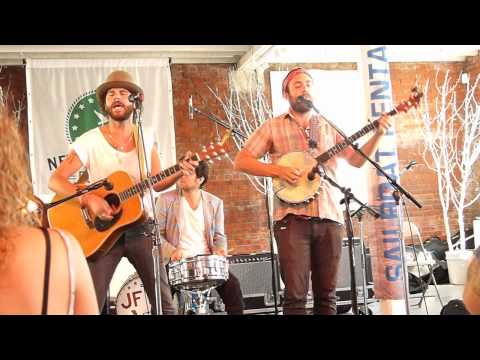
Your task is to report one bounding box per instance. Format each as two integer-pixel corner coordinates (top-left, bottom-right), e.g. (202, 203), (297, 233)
(467, 256), (480, 295)
(4, 227), (48, 269)
(12, 226), (61, 249)
(11, 226), (44, 243)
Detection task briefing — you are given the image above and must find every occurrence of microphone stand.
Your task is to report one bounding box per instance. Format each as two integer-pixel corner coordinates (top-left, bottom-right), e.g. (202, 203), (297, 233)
(132, 98), (163, 316)
(350, 205), (374, 315)
(317, 166), (380, 315)
(44, 178), (114, 210)
(306, 100), (422, 315)
(191, 100), (280, 315)
(190, 104), (249, 141)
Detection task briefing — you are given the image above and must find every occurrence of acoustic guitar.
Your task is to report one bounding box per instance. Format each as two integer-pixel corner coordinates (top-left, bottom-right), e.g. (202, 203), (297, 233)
(272, 88), (423, 205)
(48, 133), (230, 258)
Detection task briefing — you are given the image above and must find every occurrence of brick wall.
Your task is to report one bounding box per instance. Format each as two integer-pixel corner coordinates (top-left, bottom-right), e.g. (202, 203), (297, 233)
(0, 65), (28, 150)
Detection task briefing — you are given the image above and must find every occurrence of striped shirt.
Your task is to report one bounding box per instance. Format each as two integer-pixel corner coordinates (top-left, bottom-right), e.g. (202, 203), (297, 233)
(244, 111), (355, 223)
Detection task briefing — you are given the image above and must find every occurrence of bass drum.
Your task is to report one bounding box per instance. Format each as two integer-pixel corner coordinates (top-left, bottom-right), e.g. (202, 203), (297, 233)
(115, 273), (181, 315)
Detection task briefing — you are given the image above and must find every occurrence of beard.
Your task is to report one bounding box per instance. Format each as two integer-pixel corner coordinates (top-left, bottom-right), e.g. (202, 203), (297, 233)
(289, 96), (312, 113)
(105, 103), (133, 122)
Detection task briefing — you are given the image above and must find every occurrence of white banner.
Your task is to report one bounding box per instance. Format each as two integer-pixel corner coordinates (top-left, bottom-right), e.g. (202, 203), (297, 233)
(358, 46), (407, 311)
(26, 58), (177, 201)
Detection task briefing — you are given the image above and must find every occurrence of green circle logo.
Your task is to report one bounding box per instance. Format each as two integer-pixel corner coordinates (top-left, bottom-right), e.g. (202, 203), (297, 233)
(65, 90), (104, 144)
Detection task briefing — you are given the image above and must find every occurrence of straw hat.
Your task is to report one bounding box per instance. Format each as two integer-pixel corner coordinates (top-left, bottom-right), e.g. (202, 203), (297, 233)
(96, 70), (143, 111)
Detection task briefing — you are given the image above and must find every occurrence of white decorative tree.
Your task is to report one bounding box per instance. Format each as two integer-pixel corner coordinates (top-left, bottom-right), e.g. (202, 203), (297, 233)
(420, 69), (480, 251)
(0, 66), (26, 127)
(207, 69), (273, 196)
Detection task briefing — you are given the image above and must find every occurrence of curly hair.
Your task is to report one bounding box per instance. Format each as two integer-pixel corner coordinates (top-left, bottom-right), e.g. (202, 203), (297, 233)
(0, 109), (38, 268)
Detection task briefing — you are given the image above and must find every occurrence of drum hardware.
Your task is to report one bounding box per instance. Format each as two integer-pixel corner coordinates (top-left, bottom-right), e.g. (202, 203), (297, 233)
(178, 288), (218, 315)
(350, 206), (374, 315)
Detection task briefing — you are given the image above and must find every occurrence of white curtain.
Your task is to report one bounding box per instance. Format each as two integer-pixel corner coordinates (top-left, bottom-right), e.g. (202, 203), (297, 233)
(26, 58), (177, 201)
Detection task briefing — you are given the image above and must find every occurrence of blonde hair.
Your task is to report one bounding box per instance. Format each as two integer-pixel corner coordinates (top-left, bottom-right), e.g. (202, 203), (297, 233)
(0, 108), (38, 267)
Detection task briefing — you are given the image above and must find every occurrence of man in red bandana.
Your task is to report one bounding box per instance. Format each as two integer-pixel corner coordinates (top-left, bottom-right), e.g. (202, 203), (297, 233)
(235, 67), (392, 315)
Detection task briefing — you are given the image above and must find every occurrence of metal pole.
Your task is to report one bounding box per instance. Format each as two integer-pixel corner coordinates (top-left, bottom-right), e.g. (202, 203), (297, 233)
(393, 191), (410, 315)
(358, 216), (369, 314)
(133, 102), (163, 315)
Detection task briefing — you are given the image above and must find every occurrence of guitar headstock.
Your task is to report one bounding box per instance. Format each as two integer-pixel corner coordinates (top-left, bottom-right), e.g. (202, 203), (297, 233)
(194, 130), (231, 163)
(393, 87), (424, 114)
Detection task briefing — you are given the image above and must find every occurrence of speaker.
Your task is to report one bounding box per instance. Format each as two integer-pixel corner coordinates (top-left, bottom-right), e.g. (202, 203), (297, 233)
(306, 238), (375, 313)
(228, 253), (281, 312)
(336, 238), (373, 289)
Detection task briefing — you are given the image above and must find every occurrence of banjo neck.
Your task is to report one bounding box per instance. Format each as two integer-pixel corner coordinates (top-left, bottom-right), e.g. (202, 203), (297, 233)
(316, 119), (378, 164)
(315, 104), (402, 164)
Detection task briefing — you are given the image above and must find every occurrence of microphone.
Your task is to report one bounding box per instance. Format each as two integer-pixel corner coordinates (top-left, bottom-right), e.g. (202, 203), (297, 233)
(188, 95), (194, 120)
(404, 160), (417, 171)
(307, 168), (317, 181)
(128, 93), (144, 103)
(399, 160), (417, 176)
(307, 165), (324, 181)
(297, 95), (313, 109)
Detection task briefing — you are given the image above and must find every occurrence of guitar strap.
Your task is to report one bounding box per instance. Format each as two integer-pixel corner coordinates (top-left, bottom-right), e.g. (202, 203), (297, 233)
(132, 123), (147, 180)
(308, 115), (320, 156)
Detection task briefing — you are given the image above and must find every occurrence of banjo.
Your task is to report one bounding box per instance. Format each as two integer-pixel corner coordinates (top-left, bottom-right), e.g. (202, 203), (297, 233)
(272, 88), (423, 205)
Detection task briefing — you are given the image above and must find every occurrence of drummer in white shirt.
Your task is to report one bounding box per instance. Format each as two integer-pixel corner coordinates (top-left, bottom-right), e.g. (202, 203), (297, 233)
(156, 159), (244, 315)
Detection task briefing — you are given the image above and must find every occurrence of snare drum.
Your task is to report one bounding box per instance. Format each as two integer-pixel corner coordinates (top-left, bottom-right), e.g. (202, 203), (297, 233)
(168, 254), (229, 290)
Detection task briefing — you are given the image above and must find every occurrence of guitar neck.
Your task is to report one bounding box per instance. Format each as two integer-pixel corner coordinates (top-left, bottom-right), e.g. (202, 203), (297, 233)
(117, 154), (199, 202)
(316, 119), (379, 163)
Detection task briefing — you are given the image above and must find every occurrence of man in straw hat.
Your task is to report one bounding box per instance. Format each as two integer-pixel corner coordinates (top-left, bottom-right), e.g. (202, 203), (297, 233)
(234, 67), (392, 315)
(49, 70), (196, 315)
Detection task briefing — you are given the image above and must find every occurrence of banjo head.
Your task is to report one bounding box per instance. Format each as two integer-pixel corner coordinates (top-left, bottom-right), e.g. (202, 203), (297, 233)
(272, 151), (322, 205)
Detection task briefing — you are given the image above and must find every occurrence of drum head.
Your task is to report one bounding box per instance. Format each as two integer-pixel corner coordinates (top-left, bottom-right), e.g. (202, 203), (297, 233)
(115, 273), (151, 315)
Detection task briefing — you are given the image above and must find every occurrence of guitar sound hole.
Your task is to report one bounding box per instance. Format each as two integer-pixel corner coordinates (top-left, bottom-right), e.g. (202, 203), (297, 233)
(94, 193), (122, 232)
(105, 193), (120, 208)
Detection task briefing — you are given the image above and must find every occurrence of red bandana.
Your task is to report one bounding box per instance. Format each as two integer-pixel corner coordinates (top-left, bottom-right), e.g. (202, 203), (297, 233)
(281, 67), (313, 97)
